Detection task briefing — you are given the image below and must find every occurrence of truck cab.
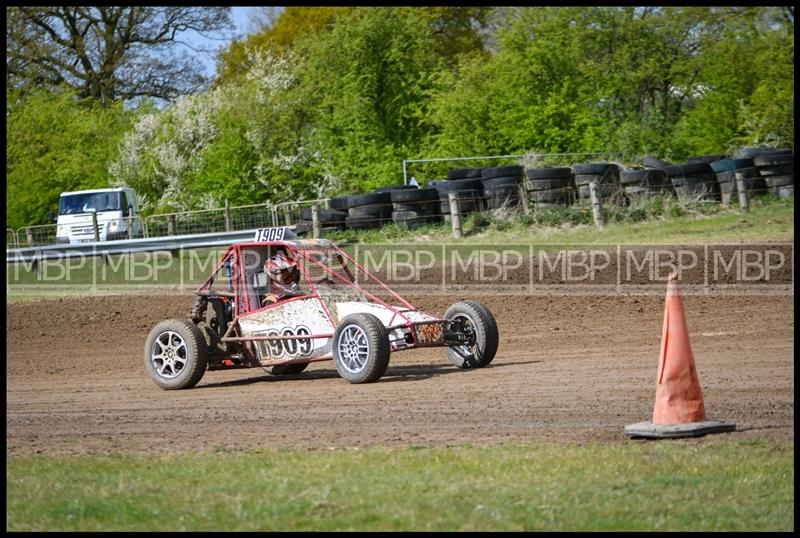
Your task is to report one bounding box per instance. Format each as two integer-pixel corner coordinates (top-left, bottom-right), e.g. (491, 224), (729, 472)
(55, 188), (143, 244)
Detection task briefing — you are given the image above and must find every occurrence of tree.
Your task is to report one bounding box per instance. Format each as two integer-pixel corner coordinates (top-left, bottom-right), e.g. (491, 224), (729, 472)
(6, 87), (140, 228)
(6, 6), (234, 105)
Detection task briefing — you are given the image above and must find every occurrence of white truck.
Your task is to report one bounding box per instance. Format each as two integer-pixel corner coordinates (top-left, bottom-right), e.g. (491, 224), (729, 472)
(55, 188), (143, 244)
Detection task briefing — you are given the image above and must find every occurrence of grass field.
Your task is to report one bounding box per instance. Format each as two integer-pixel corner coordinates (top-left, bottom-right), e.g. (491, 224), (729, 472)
(6, 440), (793, 532)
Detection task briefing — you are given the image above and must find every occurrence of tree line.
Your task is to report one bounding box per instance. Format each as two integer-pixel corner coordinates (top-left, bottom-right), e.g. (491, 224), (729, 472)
(5, 6), (794, 228)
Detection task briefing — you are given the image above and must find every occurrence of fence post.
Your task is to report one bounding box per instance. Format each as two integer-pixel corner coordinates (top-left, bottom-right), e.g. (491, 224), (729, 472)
(283, 207), (292, 226)
(519, 183), (531, 215)
(25, 227), (34, 247)
(224, 199), (231, 232)
(168, 215), (177, 236)
(91, 211), (100, 242)
(589, 181), (605, 229)
(735, 177), (749, 214)
(311, 204), (321, 239)
(127, 207), (134, 239)
(448, 192), (463, 240)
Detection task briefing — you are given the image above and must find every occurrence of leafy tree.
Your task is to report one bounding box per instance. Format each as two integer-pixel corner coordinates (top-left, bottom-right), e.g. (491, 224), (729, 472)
(215, 7), (354, 84)
(6, 88), (140, 228)
(291, 8), (446, 192)
(6, 7), (234, 105)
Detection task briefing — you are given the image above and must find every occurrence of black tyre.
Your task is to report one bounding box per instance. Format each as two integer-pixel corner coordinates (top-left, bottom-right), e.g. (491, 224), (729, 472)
(525, 167), (573, 180)
(345, 215), (386, 229)
(757, 164), (794, 177)
(443, 301), (499, 368)
(526, 177), (570, 191)
(764, 175), (794, 188)
(373, 185), (417, 193)
(447, 168), (483, 180)
(348, 204), (392, 218)
(481, 165), (524, 180)
(573, 163), (618, 176)
(144, 319), (209, 389)
(391, 187), (438, 203)
(328, 196), (352, 211)
(332, 313), (390, 383)
(710, 158), (754, 173)
(754, 152), (793, 167)
(270, 362), (309, 375)
(642, 156), (672, 170)
(348, 191), (391, 207)
(300, 207), (347, 223)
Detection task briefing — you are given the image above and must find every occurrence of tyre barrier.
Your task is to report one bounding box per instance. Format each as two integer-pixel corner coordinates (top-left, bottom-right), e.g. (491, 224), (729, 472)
(390, 186), (442, 229)
(619, 169), (671, 201)
(482, 166), (524, 210)
(524, 167), (576, 208)
(573, 162), (626, 204)
(435, 177), (484, 216)
(666, 163), (721, 203)
(345, 190), (392, 229)
(710, 159), (758, 205)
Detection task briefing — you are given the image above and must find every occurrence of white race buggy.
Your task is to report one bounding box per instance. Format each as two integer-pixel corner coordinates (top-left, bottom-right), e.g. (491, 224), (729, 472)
(144, 228), (499, 389)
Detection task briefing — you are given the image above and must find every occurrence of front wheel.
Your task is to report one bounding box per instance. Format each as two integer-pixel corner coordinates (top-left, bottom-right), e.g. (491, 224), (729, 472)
(332, 313), (390, 383)
(443, 301), (499, 368)
(144, 319), (209, 389)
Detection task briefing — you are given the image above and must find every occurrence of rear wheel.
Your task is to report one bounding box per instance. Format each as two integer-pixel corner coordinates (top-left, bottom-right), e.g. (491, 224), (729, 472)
(444, 301), (499, 368)
(332, 313), (390, 383)
(144, 319), (208, 389)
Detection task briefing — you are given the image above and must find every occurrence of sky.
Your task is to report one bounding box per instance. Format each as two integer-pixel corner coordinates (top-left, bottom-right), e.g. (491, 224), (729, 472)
(185, 6), (268, 79)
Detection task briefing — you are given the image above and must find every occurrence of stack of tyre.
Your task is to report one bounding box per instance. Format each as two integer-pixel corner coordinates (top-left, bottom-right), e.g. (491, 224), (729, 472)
(343, 190), (393, 230)
(665, 162), (721, 203)
(709, 158), (760, 205)
(295, 203), (348, 236)
(434, 168), (485, 221)
(752, 149), (794, 198)
(573, 163), (625, 204)
(619, 168), (671, 201)
(390, 186), (442, 229)
(524, 167), (576, 209)
(480, 165), (524, 210)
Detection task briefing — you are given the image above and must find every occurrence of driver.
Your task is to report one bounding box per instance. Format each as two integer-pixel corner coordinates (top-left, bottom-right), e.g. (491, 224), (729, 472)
(261, 252), (302, 306)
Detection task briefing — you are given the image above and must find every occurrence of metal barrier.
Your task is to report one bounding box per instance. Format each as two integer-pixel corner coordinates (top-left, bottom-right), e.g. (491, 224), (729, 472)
(15, 224), (58, 247)
(14, 216), (148, 247)
(6, 228), (20, 249)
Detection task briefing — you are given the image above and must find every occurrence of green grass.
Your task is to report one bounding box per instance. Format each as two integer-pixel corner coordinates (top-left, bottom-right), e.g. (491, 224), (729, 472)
(6, 439), (793, 531)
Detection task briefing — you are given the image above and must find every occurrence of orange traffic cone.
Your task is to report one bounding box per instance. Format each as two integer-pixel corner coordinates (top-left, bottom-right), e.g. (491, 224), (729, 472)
(625, 273), (735, 438)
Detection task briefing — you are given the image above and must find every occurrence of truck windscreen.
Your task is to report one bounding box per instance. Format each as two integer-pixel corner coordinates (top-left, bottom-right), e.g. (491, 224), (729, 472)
(59, 192), (122, 215)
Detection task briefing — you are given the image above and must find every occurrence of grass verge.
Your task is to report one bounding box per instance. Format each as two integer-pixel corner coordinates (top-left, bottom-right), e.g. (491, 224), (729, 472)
(6, 439), (793, 531)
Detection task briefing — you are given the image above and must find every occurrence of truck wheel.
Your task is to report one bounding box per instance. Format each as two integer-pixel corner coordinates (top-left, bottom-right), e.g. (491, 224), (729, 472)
(444, 301), (499, 368)
(270, 363), (309, 375)
(144, 319), (209, 389)
(332, 313), (390, 383)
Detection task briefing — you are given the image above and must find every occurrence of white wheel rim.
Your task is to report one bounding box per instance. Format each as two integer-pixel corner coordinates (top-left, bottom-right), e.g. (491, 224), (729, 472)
(151, 331), (188, 379)
(338, 325), (370, 373)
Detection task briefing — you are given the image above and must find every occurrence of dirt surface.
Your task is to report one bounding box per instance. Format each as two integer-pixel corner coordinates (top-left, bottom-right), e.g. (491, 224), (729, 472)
(6, 289), (794, 456)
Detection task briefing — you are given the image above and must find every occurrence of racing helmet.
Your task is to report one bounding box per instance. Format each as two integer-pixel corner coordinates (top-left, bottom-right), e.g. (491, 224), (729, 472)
(264, 253), (299, 286)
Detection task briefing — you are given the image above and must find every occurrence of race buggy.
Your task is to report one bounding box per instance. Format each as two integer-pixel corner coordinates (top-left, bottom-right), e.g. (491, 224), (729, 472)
(144, 227), (499, 389)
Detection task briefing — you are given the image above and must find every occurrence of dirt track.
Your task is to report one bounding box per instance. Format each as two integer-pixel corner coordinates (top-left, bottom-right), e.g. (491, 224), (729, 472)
(6, 290), (794, 455)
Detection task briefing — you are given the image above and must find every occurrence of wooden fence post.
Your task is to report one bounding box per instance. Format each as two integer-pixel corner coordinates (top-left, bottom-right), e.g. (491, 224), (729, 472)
(224, 199), (231, 231)
(91, 211), (100, 242)
(311, 205), (321, 239)
(168, 215), (177, 236)
(283, 207), (292, 226)
(735, 176), (749, 214)
(589, 181), (605, 229)
(127, 207), (134, 239)
(25, 227), (34, 247)
(448, 192), (463, 239)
